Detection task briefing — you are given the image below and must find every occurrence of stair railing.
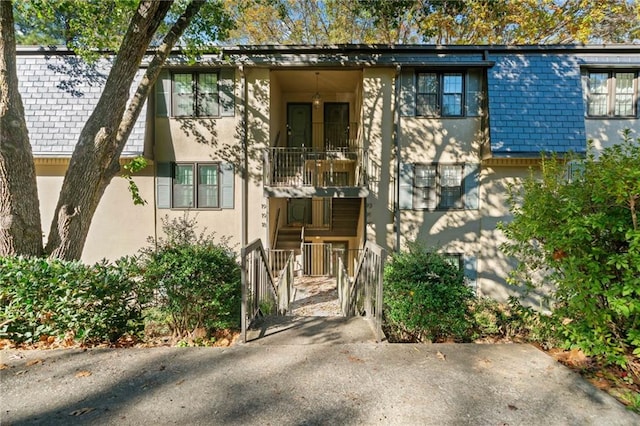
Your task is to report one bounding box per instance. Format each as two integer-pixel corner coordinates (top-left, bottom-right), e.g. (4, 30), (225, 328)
(335, 251), (351, 317)
(268, 249), (293, 278)
(275, 250), (295, 315)
(241, 239), (280, 343)
(271, 207), (281, 249)
(340, 241), (386, 342)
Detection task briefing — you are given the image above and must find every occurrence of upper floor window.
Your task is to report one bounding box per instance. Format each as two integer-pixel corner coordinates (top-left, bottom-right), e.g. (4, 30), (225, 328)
(587, 71), (638, 117)
(172, 72), (219, 117)
(417, 72), (464, 117)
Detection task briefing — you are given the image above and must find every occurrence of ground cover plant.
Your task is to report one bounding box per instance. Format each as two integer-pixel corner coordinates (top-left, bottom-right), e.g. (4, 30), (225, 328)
(0, 256), (142, 345)
(0, 214), (241, 348)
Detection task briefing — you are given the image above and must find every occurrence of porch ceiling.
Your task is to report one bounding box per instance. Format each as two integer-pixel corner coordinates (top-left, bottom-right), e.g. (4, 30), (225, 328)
(273, 70), (361, 93)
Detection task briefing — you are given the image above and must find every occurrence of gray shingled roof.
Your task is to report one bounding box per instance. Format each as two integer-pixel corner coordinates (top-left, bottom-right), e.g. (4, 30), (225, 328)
(17, 50), (146, 157)
(487, 53), (586, 156)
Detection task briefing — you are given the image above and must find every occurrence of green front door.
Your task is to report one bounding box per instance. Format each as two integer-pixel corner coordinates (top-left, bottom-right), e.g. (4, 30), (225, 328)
(287, 103), (312, 148)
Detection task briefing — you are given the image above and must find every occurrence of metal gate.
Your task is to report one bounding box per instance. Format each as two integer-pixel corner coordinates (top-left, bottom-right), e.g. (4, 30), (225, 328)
(302, 243), (333, 276)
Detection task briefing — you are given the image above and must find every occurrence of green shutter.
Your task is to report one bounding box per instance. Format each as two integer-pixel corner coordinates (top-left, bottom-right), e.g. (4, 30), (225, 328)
(399, 69), (416, 117)
(156, 162), (172, 209)
(220, 162), (234, 208)
(463, 255), (477, 292)
(398, 163), (414, 210)
(463, 163), (480, 210)
(466, 69), (483, 117)
(219, 68), (235, 117)
(155, 70), (171, 117)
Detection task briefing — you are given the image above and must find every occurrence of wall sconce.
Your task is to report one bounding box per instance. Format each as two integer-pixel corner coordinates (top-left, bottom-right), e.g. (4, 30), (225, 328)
(312, 72), (321, 109)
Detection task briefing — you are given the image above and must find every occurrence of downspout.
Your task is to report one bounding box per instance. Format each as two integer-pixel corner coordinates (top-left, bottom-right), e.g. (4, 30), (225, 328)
(394, 65), (401, 253)
(240, 65), (248, 247)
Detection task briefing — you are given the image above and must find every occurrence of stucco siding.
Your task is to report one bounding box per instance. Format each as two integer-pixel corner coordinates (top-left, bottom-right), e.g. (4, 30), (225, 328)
(35, 163), (155, 263)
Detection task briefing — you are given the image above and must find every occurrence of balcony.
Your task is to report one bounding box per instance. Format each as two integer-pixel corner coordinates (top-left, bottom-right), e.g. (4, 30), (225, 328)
(264, 147), (368, 198)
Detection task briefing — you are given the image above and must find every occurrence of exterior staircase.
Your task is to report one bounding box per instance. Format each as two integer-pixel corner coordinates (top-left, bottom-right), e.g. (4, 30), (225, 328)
(331, 198), (360, 236)
(275, 227), (302, 252)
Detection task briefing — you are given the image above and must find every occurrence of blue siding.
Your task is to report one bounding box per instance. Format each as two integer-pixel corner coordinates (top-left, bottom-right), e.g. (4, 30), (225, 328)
(487, 54), (586, 156)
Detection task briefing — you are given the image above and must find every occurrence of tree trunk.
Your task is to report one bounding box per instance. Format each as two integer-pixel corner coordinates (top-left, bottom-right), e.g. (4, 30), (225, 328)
(45, 0), (205, 260)
(0, 0), (43, 257)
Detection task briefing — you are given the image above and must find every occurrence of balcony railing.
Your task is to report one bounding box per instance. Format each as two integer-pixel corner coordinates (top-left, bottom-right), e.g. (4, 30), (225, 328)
(264, 147), (367, 188)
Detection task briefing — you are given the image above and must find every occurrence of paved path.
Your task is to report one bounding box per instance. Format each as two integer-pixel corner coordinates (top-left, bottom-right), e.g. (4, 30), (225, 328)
(2, 340), (638, 425)
(289, 276), (342, 317)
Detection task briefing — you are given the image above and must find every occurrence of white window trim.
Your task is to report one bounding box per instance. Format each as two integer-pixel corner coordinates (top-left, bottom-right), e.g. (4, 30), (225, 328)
(172, 162), (221, 209)
(413, 163), (466, 211)
(587, 70), (638, 118)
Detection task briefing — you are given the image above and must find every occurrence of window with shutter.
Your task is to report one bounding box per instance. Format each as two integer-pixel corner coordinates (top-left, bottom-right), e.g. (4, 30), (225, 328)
(156, 162), (234, 209)
(400, 163), (480, 211)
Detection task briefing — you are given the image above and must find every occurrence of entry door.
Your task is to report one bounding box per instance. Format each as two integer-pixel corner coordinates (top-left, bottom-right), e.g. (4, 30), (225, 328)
(287, 103), (312, 148)
(324, 103), (349, 150)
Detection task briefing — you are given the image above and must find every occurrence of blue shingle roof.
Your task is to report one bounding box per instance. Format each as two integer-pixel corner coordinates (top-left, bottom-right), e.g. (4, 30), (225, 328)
(487, 53), (586, 156)
(17, 51), (147, 157)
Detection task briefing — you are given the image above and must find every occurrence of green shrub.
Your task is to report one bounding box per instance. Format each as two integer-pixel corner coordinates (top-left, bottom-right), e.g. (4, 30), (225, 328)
(500, 129), (640, 367)
(383, 244), (474, 342)
(469, 297), (559, 346)
(138, 215), (241, 337)
(0, 256), (142, 344)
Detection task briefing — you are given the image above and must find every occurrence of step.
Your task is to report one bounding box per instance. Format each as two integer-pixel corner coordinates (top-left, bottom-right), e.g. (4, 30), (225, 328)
(245, 316), (377, 345)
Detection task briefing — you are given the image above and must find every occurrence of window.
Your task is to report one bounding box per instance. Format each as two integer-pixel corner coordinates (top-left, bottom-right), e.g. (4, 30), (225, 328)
(443, 253), (463, 271)
(417, 72), (464, 117)
(172, 72), (219, 117)
(413, 164), (464, 210)
(587, 71), (638, 117)
(172, 163), (220, 208)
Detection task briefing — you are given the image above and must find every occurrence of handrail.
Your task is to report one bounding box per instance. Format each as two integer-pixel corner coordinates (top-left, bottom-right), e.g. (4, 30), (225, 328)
(241, 239), (280, 343)
(275, 251), (294, 314)
(341, 241), (386, 342)
(271, 207), (281, 248)
(336, 252), (351, 316)
(265, 147), (367, 187)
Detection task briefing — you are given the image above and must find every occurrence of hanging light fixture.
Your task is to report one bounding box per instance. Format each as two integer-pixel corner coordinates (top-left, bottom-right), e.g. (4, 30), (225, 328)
(312, 72), (321, 109)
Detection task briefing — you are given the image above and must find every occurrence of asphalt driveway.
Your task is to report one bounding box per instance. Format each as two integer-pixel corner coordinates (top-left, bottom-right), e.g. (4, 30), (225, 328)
(2, 341), (638, 425)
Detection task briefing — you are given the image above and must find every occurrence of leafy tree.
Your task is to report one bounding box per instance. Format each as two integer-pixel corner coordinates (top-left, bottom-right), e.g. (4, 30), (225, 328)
(224, 0), (380, 44)
(1, 0), (233, 259)
(226, 0), (639, 45)
(358, 0), (639, 45)
(500, 129), (640, 367)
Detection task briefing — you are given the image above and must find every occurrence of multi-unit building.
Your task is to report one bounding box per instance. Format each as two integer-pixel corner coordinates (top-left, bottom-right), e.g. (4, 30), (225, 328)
(17, 44), (640, 302)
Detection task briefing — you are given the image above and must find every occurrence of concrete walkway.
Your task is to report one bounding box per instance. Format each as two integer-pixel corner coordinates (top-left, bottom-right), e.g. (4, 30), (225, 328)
(2, 338), (638, 425)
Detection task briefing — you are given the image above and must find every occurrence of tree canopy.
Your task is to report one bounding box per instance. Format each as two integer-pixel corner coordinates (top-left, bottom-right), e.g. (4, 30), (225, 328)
(1, 0), (233, 259)
(221, 0), (640, 45)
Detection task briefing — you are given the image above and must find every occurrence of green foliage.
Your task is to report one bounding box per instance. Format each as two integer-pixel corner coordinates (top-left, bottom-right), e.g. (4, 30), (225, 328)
(383, 243), (474, 342)
(470, 296), (559, 346)
(137, 215), (241, 337)
(500, 129), (640, 367)
(13, 0), (235, 59)
(122, 156), (149, 206)
(226, 0), (640, 45)
(0, 256), (142, 344)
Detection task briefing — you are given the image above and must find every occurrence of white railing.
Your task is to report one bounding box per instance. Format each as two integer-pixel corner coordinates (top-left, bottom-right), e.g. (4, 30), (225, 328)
(241, 239), (279, 343)
(337, 241), (386, 342)
(264, 147), (367, 188)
